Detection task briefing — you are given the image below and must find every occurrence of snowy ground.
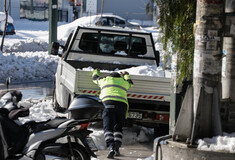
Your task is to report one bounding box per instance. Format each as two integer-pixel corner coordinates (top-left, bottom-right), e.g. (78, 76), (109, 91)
(0, 17), (235, 159)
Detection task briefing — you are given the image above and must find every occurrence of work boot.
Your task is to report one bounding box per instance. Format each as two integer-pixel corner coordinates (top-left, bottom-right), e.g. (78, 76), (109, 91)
(107, 148), (115, 159)
(114, 147), (120, 156)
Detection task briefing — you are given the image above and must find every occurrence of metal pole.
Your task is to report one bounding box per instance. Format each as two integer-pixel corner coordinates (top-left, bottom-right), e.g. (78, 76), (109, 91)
(80, 0), (83, 17)
(191, 0), (224, 143)
(48, 0), (58, 54)
(30, 0), (33, 14)
(0, 0), (9, 52)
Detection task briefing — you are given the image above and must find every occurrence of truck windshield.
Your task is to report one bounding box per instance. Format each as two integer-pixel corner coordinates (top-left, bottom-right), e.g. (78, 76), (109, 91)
(72, 32), (147, 56)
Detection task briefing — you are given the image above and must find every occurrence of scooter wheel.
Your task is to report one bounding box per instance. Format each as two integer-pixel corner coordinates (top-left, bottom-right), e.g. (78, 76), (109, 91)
(35, 143), (91, 160)
(66, 143), (91, 160)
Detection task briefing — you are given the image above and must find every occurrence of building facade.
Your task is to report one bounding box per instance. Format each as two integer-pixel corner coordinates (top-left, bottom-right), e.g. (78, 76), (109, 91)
(0, 0), (20, 20)
(0, 0), (154, 25)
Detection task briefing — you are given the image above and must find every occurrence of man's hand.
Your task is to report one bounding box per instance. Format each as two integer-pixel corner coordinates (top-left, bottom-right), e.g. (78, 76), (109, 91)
(121, 71), (129, 75)
(120, 71), (129, 77)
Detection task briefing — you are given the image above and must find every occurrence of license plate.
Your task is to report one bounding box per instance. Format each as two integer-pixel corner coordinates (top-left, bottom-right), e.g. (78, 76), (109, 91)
(127, 112), (142, 119)
(85, 137), (98, 152)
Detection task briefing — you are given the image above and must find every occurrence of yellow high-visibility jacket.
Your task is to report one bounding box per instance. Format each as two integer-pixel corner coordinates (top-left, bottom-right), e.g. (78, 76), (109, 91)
(92, 69), (133, 118)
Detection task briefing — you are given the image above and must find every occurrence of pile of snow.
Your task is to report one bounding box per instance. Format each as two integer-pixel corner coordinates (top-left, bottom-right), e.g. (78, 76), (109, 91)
(18, 98), (58, 123)
(198, 132), (235, 153)
(79, 65), (165, 78)
(58, 15), (98, 40)
(0, 12), (14, 23)
(4, 39), (48, 53)
(0, 51), (59, 82)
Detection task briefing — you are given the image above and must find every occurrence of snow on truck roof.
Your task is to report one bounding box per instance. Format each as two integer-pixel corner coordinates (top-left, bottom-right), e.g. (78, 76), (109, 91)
(0, 12), (14, 23)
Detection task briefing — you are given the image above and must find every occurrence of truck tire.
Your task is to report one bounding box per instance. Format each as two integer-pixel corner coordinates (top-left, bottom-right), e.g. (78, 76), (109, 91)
(53, 88), (67, 113)
(53, 99), (67, 113)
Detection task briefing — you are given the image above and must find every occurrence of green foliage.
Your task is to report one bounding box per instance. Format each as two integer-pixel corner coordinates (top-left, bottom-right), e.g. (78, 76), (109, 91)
(147, 0), (196, 83)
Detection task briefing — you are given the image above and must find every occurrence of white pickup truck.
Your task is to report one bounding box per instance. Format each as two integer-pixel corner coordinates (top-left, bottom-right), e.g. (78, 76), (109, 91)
(51, 26), (171, 135)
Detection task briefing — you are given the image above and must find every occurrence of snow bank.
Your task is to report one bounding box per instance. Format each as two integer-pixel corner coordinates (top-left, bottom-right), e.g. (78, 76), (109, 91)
(198, 132), (235, 153)
(0, 12), (14, 23)
(18, 98), (57, 123)
(4, 39), (48, 53)
(0, 51), (59, 82)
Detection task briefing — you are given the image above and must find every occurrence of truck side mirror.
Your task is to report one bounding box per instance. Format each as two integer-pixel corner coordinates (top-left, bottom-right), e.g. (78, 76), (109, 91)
(50, 42), (60, 55)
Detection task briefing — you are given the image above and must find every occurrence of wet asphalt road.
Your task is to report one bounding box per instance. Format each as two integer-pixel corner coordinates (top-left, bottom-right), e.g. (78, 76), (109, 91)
(0, 81), (54, 99)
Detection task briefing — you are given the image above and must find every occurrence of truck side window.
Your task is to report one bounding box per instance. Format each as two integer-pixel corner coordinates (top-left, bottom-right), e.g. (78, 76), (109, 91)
(79, 33), (98, 53)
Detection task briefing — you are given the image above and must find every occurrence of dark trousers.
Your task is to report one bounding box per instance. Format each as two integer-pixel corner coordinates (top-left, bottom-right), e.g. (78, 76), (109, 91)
(102, 101), (127, 149)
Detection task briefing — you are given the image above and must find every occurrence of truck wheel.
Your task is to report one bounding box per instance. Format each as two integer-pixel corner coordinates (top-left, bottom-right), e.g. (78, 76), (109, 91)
(53, 99), (67, 113)
(154, 124), (169, 138)
(53, 88), (67, 113)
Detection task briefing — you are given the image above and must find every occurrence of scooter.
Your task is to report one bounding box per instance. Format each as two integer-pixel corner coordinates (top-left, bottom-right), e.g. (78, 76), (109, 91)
(0, 90), (104, 160)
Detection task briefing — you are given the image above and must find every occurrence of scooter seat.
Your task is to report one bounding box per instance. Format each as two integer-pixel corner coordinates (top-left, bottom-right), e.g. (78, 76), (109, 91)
(25, 117), (69, 133)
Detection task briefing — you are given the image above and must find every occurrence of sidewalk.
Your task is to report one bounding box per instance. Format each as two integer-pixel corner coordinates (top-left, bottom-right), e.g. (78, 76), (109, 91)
(93, 143), (153, 160)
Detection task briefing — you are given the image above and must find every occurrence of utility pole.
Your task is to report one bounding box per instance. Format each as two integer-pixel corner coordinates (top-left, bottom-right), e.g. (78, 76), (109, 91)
(80, 0), (83, 17)
(191, 0), (224, 143)
(30, 0), (34, 14)
(48, 0), (58, 54)
(0, 0), (9, 52)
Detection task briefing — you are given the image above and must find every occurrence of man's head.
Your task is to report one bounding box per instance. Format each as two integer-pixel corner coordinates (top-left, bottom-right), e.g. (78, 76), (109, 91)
(109, 72), (121, 77)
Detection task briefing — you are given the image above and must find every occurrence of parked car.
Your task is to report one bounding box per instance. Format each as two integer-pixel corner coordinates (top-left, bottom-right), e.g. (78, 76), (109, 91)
(95, 14), (142, 30)
(0, 12), (16, 35)
(58, 14), (142, 40)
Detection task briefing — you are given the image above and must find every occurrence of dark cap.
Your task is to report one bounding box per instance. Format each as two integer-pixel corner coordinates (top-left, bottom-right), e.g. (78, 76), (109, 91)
(109, 72), (121, 77)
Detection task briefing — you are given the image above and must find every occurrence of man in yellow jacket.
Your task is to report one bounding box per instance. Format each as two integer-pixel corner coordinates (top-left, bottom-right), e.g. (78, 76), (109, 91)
(92, 68), (133, 159)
